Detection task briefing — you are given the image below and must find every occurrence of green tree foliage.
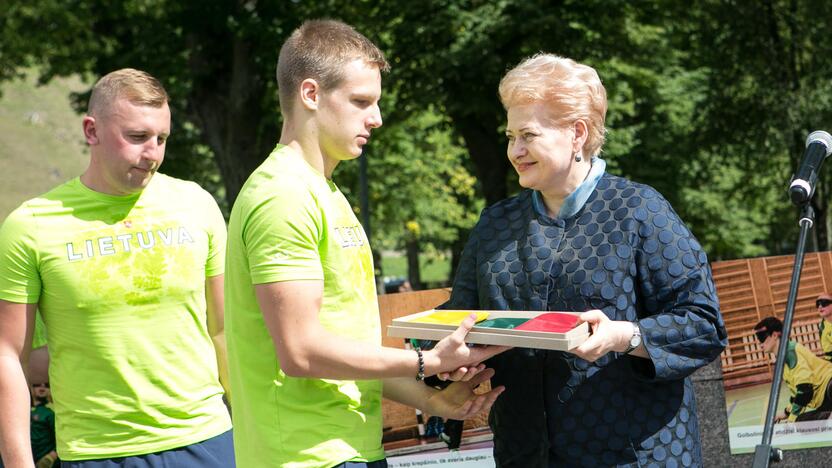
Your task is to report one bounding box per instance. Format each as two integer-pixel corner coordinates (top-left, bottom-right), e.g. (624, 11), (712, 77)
(336, 107), (482, 286)
(4, 0), (830, 268)
(670, 0), (832, 254)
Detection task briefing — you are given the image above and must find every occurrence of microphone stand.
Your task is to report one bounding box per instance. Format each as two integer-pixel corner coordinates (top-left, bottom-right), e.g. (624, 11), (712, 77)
(751, 204), (814, 467)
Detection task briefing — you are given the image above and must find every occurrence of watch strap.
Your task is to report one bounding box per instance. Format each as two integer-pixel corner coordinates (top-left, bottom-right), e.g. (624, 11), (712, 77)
(624, 322), (641, 354)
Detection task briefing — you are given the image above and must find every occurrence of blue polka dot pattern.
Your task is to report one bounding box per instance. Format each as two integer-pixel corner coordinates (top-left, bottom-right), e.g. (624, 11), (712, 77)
(445, 173), (727, 467)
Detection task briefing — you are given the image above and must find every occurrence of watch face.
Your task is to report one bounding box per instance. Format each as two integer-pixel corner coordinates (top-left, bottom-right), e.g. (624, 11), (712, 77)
(630, 328), (641, 347)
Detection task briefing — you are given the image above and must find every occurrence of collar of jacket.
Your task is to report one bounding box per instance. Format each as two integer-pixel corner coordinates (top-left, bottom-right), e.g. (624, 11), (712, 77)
(532, 157), (607, 220)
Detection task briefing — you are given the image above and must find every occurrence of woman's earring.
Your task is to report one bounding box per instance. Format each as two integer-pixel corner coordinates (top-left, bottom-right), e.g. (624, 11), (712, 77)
(574, 153), (582, 162)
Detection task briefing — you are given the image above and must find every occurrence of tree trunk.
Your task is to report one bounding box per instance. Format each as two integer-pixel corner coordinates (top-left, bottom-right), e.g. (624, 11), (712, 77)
(186, 33), (278, 207)
(449, 227), (470, 280)
(406, 237), (422, 291)
(812, 186), (829, 252)
(451, 112), (510, 206)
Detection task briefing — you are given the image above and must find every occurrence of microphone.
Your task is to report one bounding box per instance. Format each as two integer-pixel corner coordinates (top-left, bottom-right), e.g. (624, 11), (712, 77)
(789, 130), (832, 205)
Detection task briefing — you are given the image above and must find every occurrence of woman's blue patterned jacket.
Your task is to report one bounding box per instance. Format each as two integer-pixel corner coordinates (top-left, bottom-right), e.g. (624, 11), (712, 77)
(445, 173), (728, 467)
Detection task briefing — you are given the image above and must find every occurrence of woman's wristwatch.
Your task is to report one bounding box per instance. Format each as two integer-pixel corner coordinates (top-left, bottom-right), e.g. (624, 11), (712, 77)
(624, 322), (642, 354)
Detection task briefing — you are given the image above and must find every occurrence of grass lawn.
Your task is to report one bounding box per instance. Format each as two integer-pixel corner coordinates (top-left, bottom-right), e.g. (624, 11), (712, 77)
(380, 253), (451, 286)
(0, 72), (88, 219)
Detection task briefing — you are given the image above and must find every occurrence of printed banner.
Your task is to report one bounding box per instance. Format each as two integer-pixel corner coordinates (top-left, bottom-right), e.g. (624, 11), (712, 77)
(713, 254), (832, 455)
(388, 448), (495, 468)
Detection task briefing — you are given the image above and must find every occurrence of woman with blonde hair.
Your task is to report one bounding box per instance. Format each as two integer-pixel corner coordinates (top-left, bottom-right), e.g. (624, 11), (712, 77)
(444, 54), (728, 466)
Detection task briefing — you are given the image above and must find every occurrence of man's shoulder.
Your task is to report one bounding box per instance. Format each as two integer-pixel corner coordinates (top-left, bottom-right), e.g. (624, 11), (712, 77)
(2, 179), (78, 226)
(238, 156), (326, 208)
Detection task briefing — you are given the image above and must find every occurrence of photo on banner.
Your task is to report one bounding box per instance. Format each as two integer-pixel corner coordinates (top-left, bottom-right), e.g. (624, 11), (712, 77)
(714, 252), (832, 454)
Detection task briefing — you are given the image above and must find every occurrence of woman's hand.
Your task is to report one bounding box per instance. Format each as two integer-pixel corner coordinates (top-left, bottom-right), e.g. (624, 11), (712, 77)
(572, 310), (641, 362)
(424, 367), (505, 420)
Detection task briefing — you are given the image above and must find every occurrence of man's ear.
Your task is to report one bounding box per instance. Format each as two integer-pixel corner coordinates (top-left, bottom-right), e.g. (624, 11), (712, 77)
(299, 78), (320, 110)
(83, 116), (99, 145)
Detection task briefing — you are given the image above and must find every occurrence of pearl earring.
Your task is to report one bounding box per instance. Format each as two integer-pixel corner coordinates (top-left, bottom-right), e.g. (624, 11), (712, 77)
(574, 153), (582, 162)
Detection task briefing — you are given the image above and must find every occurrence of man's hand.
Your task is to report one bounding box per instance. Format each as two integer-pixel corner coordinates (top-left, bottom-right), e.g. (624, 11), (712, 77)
(424, 313), (510, 376)
(35, 450), (58, 468)
(774, 411), (789, 423)
(437, 363), (486, 382)
(424, 367), (505, 420)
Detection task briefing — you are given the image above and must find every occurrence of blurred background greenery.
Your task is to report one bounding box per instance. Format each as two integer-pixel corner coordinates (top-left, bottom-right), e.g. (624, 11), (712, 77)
(3, 0), (832, 288)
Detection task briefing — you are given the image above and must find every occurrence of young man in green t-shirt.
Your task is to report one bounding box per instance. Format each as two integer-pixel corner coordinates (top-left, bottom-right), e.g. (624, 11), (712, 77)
(225, 20), (507, 468)
(0, 69), (234, 467)
(754, 316), (832, 423)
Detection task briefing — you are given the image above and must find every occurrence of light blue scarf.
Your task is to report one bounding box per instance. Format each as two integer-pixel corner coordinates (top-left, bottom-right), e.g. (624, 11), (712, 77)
(531, 157), (607, 220)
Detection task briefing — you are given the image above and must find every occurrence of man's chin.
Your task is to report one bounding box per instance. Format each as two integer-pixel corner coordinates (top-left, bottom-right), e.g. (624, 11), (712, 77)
(342, 149), (363, 161)
(124, 174), (154, 193)
(140, 170), (157, 182)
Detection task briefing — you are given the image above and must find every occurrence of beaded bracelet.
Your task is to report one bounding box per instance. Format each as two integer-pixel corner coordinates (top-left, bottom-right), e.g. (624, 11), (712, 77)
(414, 347), (425, 381)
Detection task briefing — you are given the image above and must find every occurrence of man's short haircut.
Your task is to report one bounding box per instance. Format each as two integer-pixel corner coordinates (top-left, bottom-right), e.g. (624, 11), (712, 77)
(276, 19), (389, 114)
(87, 68), (169, 117)
(498, 54), (607, 158)
(754, 316), (783, 334)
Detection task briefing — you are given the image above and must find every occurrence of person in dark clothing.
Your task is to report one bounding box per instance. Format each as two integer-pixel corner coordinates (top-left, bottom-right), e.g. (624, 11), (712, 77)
(30, 382), (58, 468)
(443, 53), (728, 467)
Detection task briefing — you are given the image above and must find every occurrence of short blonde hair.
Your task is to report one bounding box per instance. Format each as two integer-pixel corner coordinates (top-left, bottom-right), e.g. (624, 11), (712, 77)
(87, 68), (169, 117)
(277, 19), (389, 114)
(499, 54), (607, 157)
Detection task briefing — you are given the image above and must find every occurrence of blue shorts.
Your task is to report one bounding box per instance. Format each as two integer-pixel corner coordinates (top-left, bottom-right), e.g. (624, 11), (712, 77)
(62, 430), (234, 468)
(332, 461), (388, 468)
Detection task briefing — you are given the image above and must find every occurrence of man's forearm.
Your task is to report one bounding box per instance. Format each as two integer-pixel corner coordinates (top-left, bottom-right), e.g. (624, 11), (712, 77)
(0, 357), (36, 467)
(211, 332), (230, 398)
(382, 377), (435, 410)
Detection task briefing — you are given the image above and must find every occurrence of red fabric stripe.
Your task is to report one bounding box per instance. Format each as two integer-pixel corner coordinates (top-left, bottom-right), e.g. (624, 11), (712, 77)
(513, 312), (579, 332)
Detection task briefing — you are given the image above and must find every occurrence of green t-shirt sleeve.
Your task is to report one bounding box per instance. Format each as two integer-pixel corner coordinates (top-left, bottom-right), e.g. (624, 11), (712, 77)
(202, 190), (227, 278)
(244, 182), (324, 285)
(0, 206), (41, 304)
(32, 310), (48, 348)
